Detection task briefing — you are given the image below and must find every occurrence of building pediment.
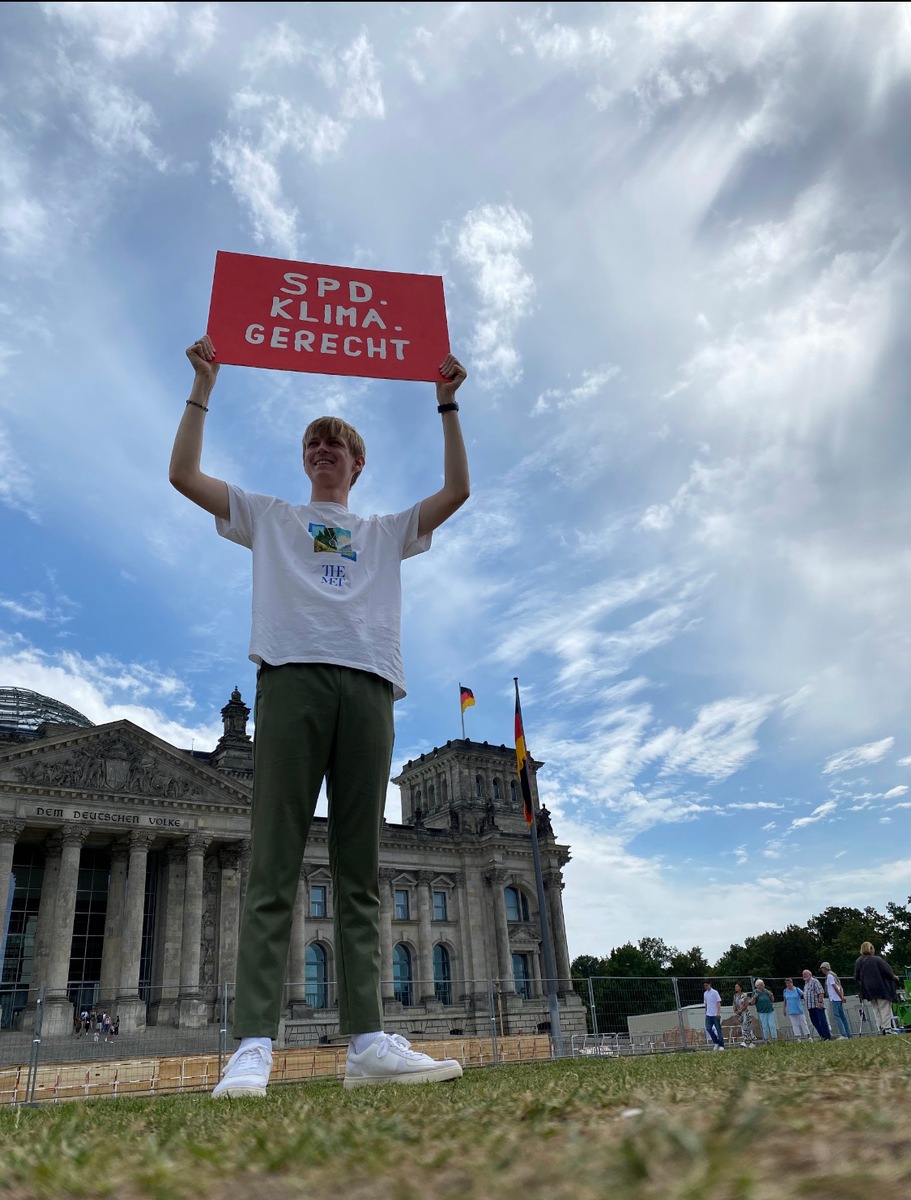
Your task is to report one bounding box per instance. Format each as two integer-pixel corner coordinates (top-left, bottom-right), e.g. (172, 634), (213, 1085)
(508, 925), (540, 951)
(0, 720), (251, 808)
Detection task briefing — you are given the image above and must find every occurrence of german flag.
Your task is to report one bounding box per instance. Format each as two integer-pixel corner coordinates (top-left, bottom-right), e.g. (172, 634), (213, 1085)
(514, 681), (534, 825)
(459, 685), (475, 714)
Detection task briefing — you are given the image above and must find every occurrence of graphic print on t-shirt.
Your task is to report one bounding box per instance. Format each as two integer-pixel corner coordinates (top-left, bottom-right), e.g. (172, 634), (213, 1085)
(309, 523), (357, 562)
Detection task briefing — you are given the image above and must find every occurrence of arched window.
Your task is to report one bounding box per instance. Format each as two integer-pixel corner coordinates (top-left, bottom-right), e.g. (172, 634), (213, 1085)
(505, 886), (529, 923)
(414, 788), (421, 805)
(512, 952), (532, 999)
(428, 783), (435, 805)
(475, 775), (484, 798)
(433, 944), (453, 1005)
(493, 778), (501, 799)
(393, 943), (413, 1007)
(510, 779), (518, 803)
(441, 778), (448, 803)
(305, 943), (328, 1008)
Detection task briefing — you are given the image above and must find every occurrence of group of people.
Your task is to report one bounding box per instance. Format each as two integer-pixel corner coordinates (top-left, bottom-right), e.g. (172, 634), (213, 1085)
(704, 943), (904, 1049)
(74, 1008), (120, 1041)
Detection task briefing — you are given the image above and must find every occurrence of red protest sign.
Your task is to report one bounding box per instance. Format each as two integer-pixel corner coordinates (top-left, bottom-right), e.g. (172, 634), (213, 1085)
(206, 251), (450, 383)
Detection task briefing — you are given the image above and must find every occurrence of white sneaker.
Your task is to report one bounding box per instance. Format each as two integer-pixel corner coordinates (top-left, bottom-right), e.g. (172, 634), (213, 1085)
(212, 1040), (272, 1098)
(344, 1033), (463, 1089)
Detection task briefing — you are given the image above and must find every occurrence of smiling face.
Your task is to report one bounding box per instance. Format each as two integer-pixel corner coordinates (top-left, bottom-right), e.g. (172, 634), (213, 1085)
(302, 416), (366, 494)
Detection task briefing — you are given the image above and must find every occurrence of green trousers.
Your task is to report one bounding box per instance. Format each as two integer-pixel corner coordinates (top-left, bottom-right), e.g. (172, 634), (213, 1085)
(233, 662), (394, 1039)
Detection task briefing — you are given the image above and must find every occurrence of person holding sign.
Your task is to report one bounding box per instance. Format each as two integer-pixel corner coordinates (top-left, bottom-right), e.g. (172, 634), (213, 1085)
(169, 334), (470, 1096)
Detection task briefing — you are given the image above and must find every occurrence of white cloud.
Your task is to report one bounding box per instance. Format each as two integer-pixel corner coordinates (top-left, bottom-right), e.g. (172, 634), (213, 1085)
(339, 31), (385, 120)
(790, 800), (837, 830)
(212, 29), (384, 251)
(897, 756), (911, 767)
(0, 639), (221, 748)
(175, 3), (219, 71)
(533, 365), (620, 414)
(0, 428), (38, 520)
(655, 696), (775, 782)
(883, 785), (908, 799)
(729, 802), (783, 811)
(0, 588), (78, 627)
(42, 1), (179, 60)
(823, 737), (895, 775)
(453, 204), (535, 389)
(211, 133), (301, 256)
(0, 131), (50, 256)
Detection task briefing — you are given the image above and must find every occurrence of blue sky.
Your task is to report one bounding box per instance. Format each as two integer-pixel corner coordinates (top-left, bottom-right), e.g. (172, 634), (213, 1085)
(1, 2), (909, 963)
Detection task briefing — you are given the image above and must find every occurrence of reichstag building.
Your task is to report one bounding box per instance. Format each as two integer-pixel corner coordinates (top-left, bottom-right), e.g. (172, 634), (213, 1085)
(0, 687), (581, 1041)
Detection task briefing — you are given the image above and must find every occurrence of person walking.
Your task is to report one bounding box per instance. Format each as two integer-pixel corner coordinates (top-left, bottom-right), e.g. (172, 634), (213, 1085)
(783, 978), (811, 1040)
(703, 981), (725, 1050)
(801, 970), (832, 1040)
(732, 982), (756, 1047)
(854, 942), (901, 1035)
(820, 962), (851, 1038)
(750, 979), (778, 1042)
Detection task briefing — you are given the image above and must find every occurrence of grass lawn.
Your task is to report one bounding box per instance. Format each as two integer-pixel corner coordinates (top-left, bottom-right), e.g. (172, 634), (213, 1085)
(0, 1038), (909, 1199)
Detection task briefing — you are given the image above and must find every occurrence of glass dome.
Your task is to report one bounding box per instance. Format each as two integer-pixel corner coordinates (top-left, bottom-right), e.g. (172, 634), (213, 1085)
(0, 687), (95, 736)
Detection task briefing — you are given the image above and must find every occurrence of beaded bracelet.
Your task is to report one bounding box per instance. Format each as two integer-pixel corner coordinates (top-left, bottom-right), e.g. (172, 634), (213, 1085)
(437, 402), (459, 414)
(186, 400), (209, 412)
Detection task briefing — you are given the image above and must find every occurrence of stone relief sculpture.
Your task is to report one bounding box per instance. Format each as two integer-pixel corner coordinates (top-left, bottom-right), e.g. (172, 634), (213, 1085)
(14, 733), (202, 799)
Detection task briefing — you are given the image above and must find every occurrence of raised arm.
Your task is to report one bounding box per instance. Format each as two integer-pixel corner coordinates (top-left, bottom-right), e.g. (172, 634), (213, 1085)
(417, 354), (470, 538)
(168, 336), (230, 520)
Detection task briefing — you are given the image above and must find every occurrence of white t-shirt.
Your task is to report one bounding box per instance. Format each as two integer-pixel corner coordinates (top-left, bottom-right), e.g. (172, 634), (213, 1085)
(216, 485), (430, 700)
(825, 972), (843, 1001)
(704, 988), (722, 1017)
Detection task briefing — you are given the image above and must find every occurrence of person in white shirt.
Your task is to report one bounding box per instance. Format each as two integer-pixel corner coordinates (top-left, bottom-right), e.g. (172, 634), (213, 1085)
(820, 962), (851, 1038)
(703, 980), (725, 1050)
(171, 334), (470, 1097)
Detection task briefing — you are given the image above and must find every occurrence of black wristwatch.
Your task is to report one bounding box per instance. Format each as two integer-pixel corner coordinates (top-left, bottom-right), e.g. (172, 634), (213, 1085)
(437, 402), (459, 414)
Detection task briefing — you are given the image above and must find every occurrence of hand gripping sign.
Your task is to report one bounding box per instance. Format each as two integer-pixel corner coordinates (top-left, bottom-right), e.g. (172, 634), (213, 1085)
(206, 251), (451, 382)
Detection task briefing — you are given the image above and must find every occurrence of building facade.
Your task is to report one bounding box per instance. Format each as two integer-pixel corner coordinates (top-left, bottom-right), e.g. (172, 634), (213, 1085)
(0, 687), (582, 1042)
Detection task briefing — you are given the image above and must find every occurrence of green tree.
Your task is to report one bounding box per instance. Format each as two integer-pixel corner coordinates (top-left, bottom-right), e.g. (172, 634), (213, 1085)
(637, 936), (676, 971)
(570, 954), (606, 980)
(808, 904), (888, 976)
(669, 946), (711, 978)
(884, 897), (911, 976)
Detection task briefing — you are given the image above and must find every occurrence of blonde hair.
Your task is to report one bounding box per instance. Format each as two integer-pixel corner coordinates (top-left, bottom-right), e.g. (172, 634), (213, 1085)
(302, 417), (366, 486)
(860, 941), (875, 956)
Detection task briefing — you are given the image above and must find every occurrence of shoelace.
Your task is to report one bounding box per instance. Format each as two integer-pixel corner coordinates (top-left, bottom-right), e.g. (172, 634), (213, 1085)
(232, 1044), (269, 1069)
(375, 1033), (424, 1061)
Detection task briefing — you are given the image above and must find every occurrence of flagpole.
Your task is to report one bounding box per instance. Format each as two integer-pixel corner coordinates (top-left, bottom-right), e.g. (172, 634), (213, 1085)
(461, 700), (465, 740)
(514, 678), (564, 1057)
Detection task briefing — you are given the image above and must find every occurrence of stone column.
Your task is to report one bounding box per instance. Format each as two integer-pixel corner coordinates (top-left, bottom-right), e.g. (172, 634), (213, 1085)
(378, 868), (396, 1002)
(415, 871), (435, 1002)
(0, 821), (23, 928)
(27, 834), (63, 1012)
(545, 869), (572, 990)
(98, 840), (129, 1010)
(530, 942), (543, 998)
(287, 872), (308, 1010)
(43, 828), (88, 1035)
(116, 831), (154, 1033)
(485, 869), (514, 993)
(216, 842), (243, 996)
(149, 841), (186, 1026)
(461, 867), (487, 998)
(177, 835), (210, 1028)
